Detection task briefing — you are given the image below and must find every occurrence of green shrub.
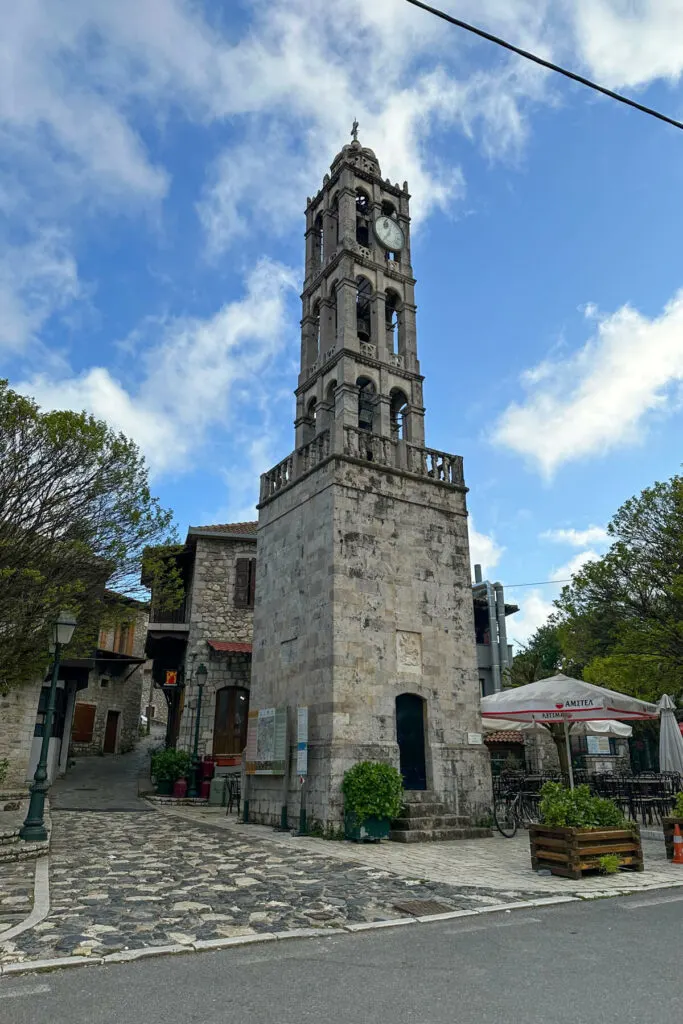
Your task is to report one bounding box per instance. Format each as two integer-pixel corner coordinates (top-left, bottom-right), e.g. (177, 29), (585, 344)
(539, 782), (626, 829)
(341, 761), (403, 825)
(598, 854), (621, 875)
(674, 792), (683, 818)
(151, 748), (192, 783)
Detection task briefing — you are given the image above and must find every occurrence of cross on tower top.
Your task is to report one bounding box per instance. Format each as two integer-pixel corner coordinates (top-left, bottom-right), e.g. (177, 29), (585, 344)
(350, 118), (359, 142)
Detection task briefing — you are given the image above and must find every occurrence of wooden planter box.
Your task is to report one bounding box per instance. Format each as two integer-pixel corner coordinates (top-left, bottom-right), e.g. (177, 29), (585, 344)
(663, 817), (683, 860)
(344, 812), (391, 843)
(529, 824), (643, 880)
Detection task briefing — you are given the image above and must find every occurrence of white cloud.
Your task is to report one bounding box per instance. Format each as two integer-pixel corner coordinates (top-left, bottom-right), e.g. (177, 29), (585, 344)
(543, 525), (609, 547)
(570, 0), (683, 88)
(550, 549), (601, 582)
(19, 259), (297, 475)
(492, 291), (683, 476)
(469, 519), (504, 577)
(0, 232), (81, 354)
(506, 588), (555, 648)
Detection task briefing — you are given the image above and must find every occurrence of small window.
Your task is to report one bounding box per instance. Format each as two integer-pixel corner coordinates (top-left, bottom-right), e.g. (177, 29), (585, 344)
(234, 557), (257, 609)
(356, 189), (370, 247)
(100, 677), (109, 689)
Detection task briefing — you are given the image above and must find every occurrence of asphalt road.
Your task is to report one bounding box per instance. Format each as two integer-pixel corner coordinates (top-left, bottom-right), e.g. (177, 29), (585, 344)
(1, 891), (682, 1024)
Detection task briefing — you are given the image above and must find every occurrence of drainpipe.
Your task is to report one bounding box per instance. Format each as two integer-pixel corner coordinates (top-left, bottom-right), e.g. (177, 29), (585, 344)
(494, 583), (508, 690)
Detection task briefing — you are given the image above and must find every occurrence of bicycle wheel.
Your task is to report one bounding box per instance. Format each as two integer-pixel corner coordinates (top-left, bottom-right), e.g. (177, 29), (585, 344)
(493, 795), (518, 838)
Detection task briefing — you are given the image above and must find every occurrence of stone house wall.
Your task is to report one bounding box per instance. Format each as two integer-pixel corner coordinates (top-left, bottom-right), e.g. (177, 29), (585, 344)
(177, 536), (256, 755)
(72, 608), (148, 756)
(0, 679), (44, 791)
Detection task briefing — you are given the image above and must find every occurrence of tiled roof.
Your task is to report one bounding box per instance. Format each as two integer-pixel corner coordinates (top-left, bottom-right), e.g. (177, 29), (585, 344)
(207, 640), (253, 654)
(191, 521), (257, 535)
(484, 731), (525, 744)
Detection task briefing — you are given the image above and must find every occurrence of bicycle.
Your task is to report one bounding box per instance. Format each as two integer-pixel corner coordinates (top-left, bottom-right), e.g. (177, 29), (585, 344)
(493, 786), (540, 838)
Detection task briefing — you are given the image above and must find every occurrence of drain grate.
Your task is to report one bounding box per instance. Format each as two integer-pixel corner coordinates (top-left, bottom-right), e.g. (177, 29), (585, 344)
(393, 899), (453, 917)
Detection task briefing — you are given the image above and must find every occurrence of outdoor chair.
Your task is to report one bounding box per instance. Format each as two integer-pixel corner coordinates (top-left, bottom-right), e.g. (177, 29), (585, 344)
(225, 774), (241, 816)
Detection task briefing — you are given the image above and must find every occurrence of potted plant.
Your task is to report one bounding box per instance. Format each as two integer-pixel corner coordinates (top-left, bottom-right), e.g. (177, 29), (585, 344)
(342, 761), (403, 842)
(151, 749), (192, 795)
(663, 792), (683, 860)
(529, 782), (643, 880)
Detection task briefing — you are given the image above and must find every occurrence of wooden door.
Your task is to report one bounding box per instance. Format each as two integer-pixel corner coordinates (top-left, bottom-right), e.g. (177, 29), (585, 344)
(103, 710), (120, 753)
(213, 687), (249, 755)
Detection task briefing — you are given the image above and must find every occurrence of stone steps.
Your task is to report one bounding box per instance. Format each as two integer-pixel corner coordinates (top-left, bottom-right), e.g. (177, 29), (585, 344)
(392, 814), (469, 831)
(389, 826), (492, 843)
(390, 791), (491, 843)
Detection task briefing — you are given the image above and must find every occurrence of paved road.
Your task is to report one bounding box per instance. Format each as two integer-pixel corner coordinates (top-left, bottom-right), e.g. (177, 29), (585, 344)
(50, 741), (154, 812)
(1, 891), (681, 1023)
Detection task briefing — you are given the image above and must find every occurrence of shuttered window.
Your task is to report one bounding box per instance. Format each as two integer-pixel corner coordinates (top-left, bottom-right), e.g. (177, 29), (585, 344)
(72, 703), (97, 743)
(234, 558), (256, 609)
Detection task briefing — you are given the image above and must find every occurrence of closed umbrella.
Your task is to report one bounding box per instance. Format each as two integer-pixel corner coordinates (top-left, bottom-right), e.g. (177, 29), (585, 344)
(658, 695), (683, 775)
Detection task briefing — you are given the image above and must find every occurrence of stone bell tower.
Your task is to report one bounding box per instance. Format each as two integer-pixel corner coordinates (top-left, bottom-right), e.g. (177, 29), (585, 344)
(248, 128), (491, 828)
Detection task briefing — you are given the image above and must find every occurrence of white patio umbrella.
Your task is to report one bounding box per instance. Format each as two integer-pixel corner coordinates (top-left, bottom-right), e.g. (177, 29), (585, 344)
(658, 695), (683, 775)
(481, 674), (659, 787)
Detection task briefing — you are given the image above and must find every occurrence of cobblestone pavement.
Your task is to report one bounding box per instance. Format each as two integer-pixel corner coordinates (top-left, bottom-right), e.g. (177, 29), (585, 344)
(0, 860), (34, 934)
(50, 741), (154, 812)
(167, 806), (683, 897)
(0, 809), (547, 965)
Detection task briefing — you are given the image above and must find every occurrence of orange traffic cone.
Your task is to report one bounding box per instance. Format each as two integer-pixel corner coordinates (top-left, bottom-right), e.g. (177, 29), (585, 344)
(673, 823), (683, 865)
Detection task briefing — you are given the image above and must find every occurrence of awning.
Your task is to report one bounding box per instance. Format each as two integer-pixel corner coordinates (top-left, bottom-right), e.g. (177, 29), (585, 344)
(207, 640), (252, 654)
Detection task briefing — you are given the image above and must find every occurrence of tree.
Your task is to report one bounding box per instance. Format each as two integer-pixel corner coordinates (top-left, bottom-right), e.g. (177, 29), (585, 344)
(505, 622), (567, 687)
(0, 379), (180, 693)
(554, 474), (683, 703)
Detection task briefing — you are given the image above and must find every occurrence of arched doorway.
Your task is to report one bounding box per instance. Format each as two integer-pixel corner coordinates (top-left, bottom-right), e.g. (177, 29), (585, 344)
(395, 693), (427, 790)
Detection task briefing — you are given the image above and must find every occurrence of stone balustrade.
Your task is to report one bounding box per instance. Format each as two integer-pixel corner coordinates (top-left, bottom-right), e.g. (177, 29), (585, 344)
(260, 428), (463, 503)
(343, 426), (397, 467)
(406, 443), (464, 486)
(260, 431), (331, 502)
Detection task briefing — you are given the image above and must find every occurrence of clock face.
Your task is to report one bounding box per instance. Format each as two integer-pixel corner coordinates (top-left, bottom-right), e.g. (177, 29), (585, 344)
(374, 215), (404, 252)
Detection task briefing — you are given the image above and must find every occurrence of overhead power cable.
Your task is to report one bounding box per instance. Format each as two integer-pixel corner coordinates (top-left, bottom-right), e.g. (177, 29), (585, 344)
(404, 0), (683, 132)
(503, 579), (571, 590)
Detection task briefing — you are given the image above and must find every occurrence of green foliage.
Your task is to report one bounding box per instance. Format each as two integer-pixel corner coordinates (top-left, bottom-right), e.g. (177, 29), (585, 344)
(151, 749), (192, 783)
(0, 379), (178, 693)
(598, 854), (621, 875)
(674, 792), (683, 818)
(505, 623), (583, 689)
(539, 782), (626, 829)
(341, 761), (404, 824)
(554, 475), (683, 704)
(0, 759), (8, 786)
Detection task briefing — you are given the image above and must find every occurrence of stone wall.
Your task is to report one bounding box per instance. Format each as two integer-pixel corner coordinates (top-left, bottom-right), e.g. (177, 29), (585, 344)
(249, 453), (492, 828)
(176, 536), (255, 755)
(72, 608), (148, 756)
(139, 667), (168, 726)
(0, 679), (43, 791)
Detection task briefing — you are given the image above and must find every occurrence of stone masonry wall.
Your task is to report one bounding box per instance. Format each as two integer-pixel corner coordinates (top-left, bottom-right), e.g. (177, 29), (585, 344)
(72, 608), (147, 756)
(249, 455), (492, 828)
(0, 679), (43, 791)
(177, 536), (256, 755)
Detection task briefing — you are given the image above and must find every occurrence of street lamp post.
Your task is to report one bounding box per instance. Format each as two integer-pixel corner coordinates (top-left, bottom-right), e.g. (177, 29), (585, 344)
(188, 663), (207, 798)
(20, 611), (77, 842)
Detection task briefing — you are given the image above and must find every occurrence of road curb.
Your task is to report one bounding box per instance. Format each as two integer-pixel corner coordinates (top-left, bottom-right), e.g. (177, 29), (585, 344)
(0, 856), (50, 945)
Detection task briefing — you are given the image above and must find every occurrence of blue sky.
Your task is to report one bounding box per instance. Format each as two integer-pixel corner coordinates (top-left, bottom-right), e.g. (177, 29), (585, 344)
(3, 0), (683, 644)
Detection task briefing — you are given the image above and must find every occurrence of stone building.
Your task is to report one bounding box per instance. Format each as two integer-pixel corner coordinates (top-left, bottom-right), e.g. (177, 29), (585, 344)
(71, 602), (149, 756)
(144, 524), (256, 763)
(0, 596), (149, 790)
(472, 564), (518, 697)
(246, 133), (492, 827)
